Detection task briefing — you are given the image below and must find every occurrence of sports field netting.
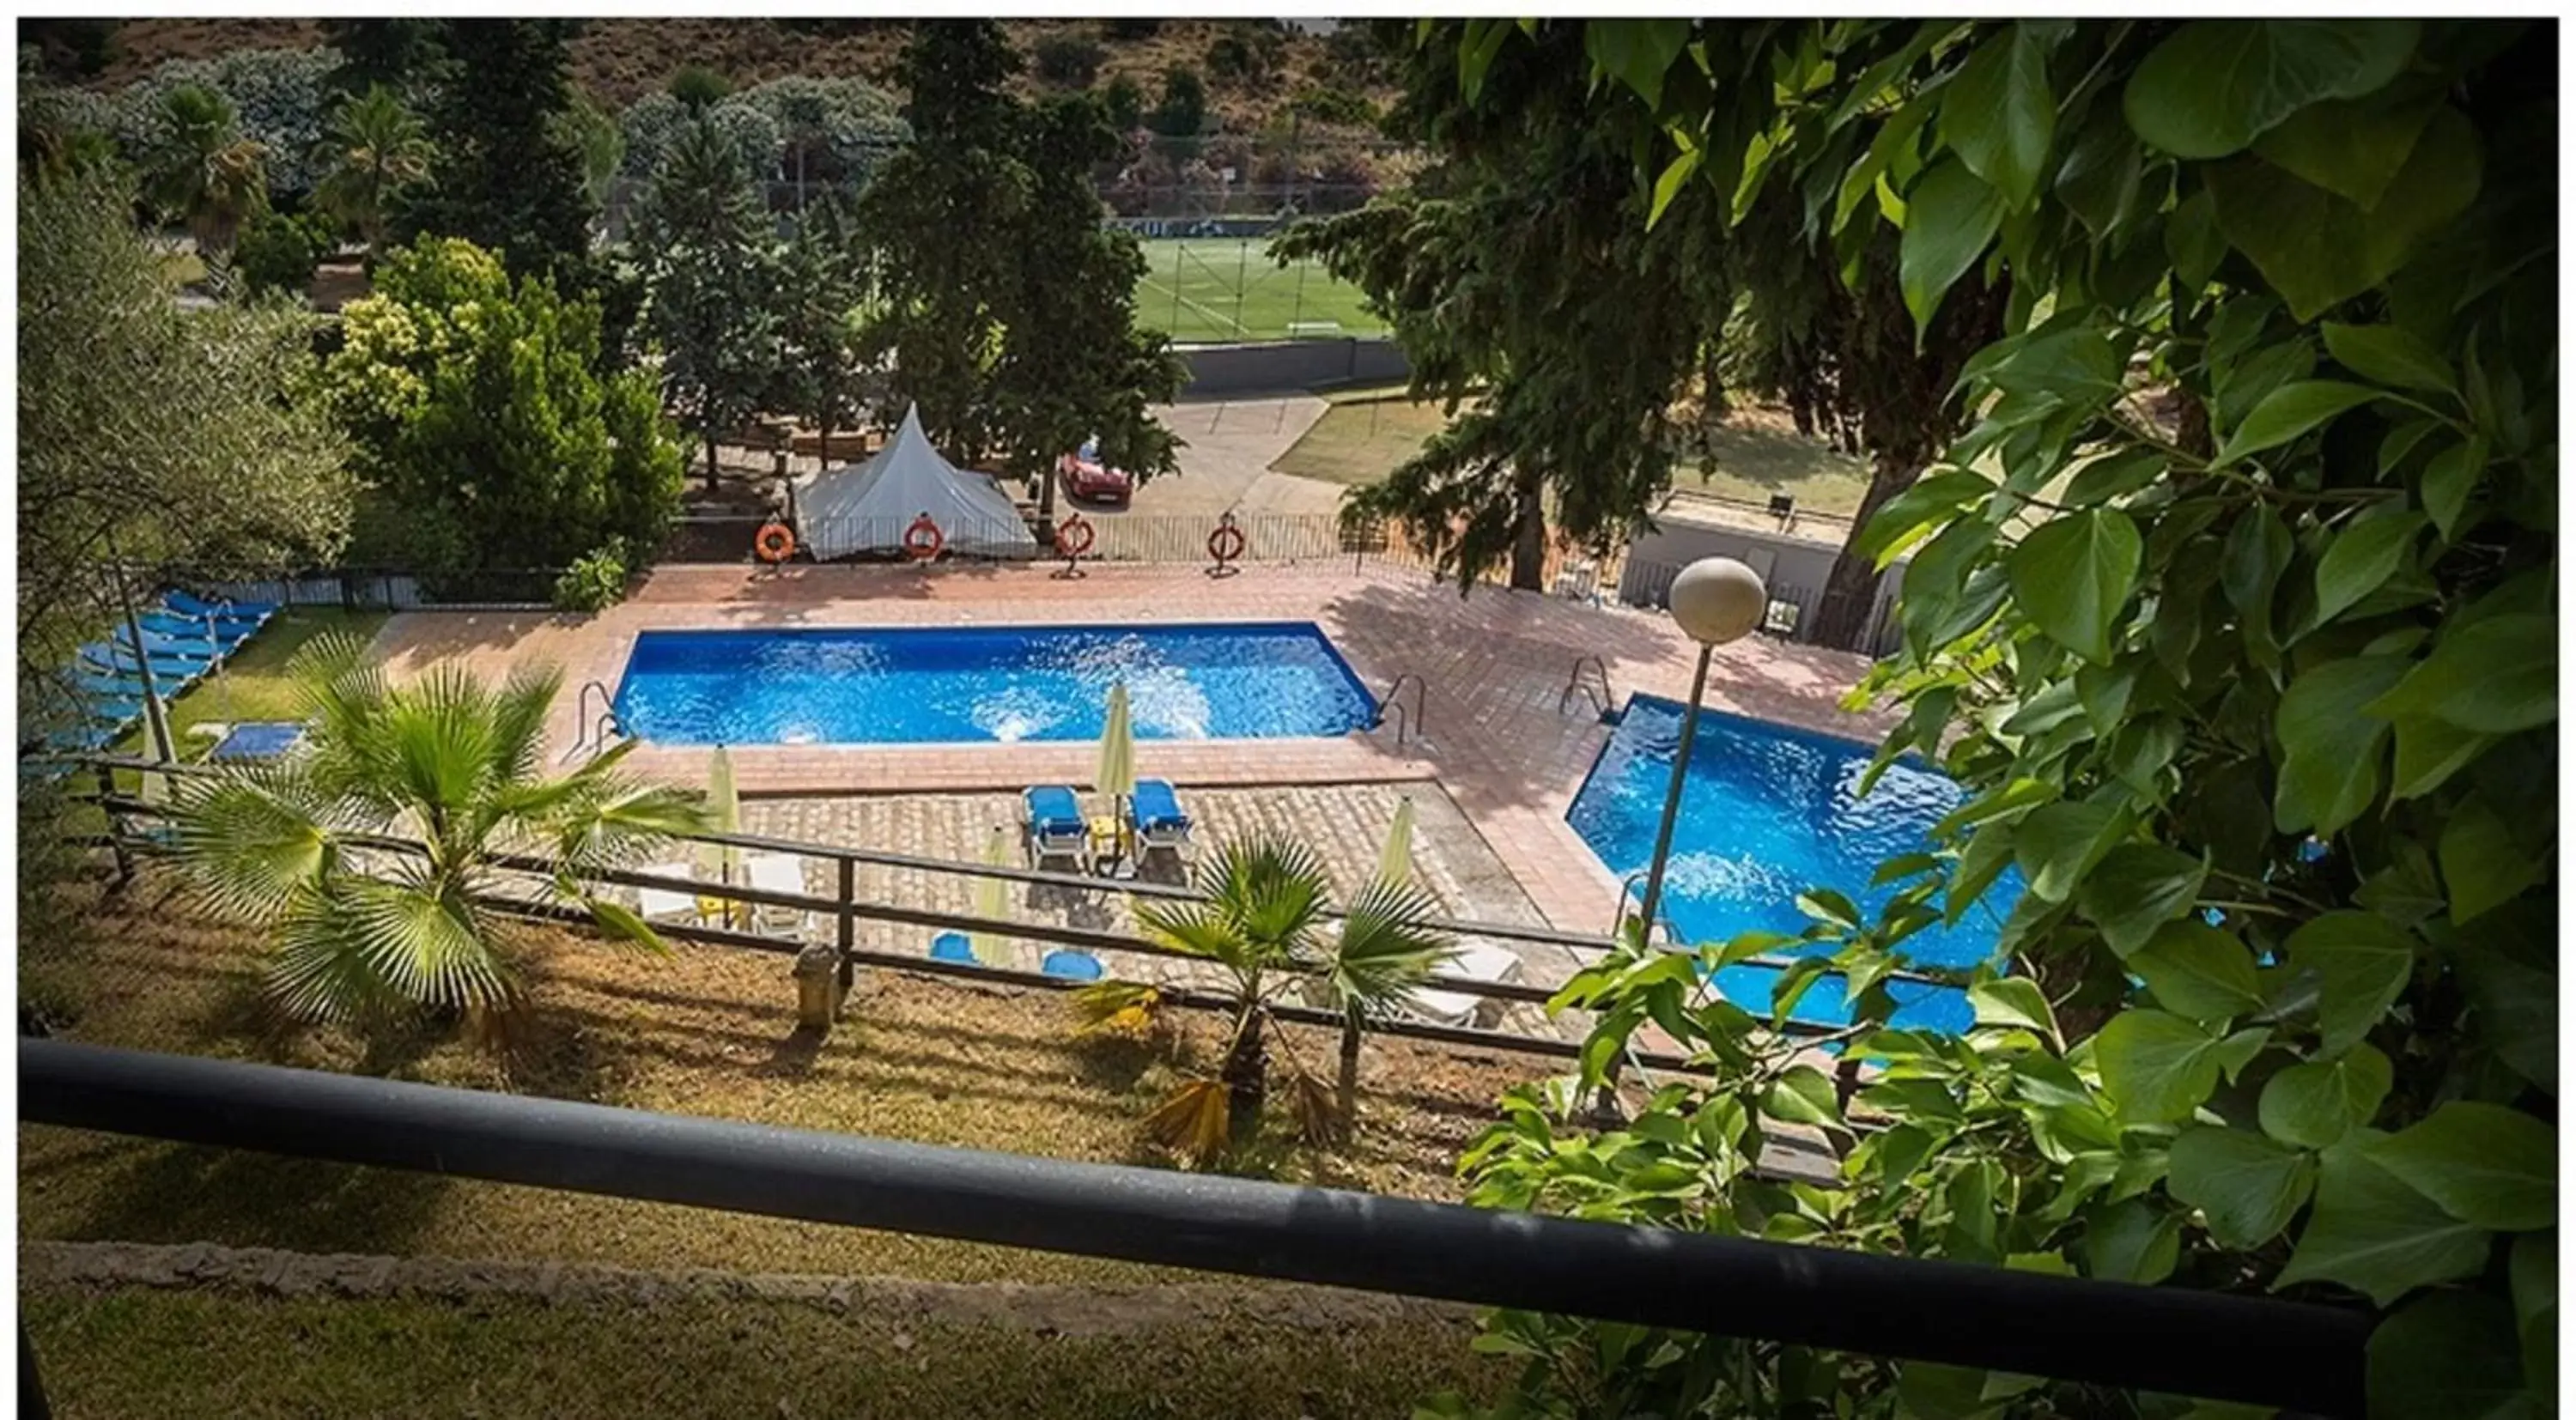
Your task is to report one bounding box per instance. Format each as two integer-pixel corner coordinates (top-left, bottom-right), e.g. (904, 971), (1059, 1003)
(1132, 237), (1389, 344)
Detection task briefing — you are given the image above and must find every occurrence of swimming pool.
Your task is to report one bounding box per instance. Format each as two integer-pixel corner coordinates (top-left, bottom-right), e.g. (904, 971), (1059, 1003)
(1564, 695), (2025, 1033)
(611, 622), (1379, 746)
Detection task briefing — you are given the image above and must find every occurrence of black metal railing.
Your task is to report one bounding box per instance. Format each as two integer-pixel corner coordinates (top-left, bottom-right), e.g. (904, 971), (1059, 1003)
(17, 1037), (2370, 1416)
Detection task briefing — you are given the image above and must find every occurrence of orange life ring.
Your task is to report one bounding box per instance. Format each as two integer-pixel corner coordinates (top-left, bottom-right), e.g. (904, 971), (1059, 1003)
(1206, 519), (1247, 564)
(902, 513), (945, 561)
(752, 521), (796, 564)
(1054, 514), (1096, 559)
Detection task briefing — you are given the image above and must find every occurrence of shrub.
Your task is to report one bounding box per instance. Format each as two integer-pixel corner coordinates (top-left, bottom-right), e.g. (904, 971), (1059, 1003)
(1101, 19), (1161, 40)
(552, 538), (634, 611)
(1289, 84), (1378, 128)
(620, 76), (908, 190)
(1204, 25), (1285, 88)
(21, 19), (119, 80)
(1101, 74), (1145, 133)
(111, 47), (338, 199)
(667, 62), (731, 112)
(1147, 66), (1206, 138)
(1033, 33), (1105, 88)
(233, 208), (321, 295)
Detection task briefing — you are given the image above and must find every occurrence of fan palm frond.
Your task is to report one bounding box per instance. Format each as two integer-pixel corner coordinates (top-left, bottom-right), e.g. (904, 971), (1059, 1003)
(166, 774), (338, 925)
(1321, 875), (1456, 1016)
(1070, 980), (1164, 1039)
(1201, 834), (1332, 948)
(1143, 1077), (1235, 1168)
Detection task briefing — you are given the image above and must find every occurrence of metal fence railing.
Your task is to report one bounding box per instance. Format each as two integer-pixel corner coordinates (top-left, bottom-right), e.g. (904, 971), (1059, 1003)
(173, 567), (562, 613)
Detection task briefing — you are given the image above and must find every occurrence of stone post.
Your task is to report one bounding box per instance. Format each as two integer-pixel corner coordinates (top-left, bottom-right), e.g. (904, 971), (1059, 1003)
(793, 942), (844, 1030)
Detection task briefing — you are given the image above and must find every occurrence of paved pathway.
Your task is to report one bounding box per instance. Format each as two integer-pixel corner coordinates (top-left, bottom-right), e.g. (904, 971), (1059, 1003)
(372, 562), (1887, 968)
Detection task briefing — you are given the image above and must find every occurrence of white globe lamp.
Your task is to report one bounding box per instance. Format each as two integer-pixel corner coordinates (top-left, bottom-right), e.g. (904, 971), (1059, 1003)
(1634, 555), (1771, 948)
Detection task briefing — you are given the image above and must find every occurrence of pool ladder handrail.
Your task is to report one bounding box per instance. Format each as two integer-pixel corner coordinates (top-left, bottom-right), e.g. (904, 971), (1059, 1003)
(562, 681), (623, 763)
(1559, 654), (1613, 718)
(1376, 671), (1427, 749)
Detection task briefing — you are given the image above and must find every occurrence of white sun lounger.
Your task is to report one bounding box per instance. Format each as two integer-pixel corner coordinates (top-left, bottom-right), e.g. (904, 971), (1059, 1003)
(1404, 942), (1525, 1028)
(742, 852), (810, 938)
(637, 861), (703, 924)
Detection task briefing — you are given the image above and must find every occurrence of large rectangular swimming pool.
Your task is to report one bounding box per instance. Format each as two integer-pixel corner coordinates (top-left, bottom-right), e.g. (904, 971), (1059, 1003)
(611, 622), (1379, 746)
(1565, 695), (2026, 1033)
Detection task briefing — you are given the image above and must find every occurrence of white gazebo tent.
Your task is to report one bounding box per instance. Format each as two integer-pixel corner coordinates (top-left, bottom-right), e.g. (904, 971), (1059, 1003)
(794, 404), (1039, 561)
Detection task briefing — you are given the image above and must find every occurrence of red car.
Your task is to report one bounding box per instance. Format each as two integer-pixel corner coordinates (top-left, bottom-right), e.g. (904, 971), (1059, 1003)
(1057, 450), (1133, 505)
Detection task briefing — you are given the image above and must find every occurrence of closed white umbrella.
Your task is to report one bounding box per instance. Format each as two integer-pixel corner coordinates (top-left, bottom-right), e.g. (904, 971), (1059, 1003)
(1379, 795), (1416, 885)
(699, 744), (741, 924)
(1096, 682), (1136, 868)
(972, 824), (1012, 962)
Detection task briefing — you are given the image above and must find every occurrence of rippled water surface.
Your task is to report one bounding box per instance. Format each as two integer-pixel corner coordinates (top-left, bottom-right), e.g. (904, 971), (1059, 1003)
(612, 624), (1377, 746)
(1565, 695), (2026, 1031)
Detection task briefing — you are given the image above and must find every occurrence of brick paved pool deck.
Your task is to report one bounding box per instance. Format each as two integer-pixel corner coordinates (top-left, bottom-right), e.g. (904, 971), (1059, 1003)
(373, 561), (1891, 955)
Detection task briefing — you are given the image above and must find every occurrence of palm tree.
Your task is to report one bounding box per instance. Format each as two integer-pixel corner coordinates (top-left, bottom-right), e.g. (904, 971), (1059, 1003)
(145, 82), (268, 255)
(313, 82), (436, 263)
(1078, 834), (1454, 1165)
(163, 633), (707, 1029)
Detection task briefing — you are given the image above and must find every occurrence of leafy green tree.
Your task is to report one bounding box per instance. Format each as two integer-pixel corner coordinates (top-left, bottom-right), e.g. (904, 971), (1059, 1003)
(232, 208), (324, 297)
(313, 82), (434, 264)
(772, 191), (873, 468)
(403, 20), (593, 289)
(1149, 65), (1207, 137)
(1078, 835), (1454, 1164)
(321, 18), (452, 99)
(325, 236), (684, 575)
(1415, 20), (2555, 1420)
(143, 82), (268, 255)
(20, 166), (352, 681)
(1275, 24), (1734, 591)
(635, 117), (786, 490)
(857, 20), (1030, 461)
(559, 90), (624, 215)
(668, 63), (732, 113)
(990, 94), (1185, 540)
(164, 632), (706, 1028)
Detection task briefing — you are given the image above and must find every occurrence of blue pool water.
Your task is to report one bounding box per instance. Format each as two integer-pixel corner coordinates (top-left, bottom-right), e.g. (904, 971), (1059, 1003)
(1565, 695), (2026, 1033)
(611, 623), (1378, 746)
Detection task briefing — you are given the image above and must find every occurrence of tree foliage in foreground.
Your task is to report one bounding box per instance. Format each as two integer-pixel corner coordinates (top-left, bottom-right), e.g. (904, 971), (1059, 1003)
(164, 633), (705, 1026)
(325, 237), (684, 577)
(1420, 20), (2555, 1420)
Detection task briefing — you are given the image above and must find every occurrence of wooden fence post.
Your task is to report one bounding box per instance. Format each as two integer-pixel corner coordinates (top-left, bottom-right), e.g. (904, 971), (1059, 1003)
(835, 857), (856, 993)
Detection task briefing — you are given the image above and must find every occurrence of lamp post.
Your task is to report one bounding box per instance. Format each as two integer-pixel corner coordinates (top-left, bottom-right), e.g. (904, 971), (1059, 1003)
(1632, 556), (1770, 944)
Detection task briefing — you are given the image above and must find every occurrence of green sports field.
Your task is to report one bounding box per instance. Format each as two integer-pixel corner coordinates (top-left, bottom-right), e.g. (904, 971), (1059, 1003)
(1131, 237), (1388, 344)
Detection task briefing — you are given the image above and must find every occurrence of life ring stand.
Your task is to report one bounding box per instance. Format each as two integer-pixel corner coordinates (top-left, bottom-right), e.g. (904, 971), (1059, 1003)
(1051, 513), (1096, 580)
(901, 513), (945, 561)
(1206, 514), (1247, 577)
(752, 520), (796, 564)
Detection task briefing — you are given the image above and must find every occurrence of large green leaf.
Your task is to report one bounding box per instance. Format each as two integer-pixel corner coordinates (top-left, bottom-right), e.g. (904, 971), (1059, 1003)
(1968, 976), (2058, 1043)
(1584, 20), (1692, 110)
(2130, 919), (2264, 1020)
(2312, 510), (2426, 626)
(2122, 20), (2420, 158)
(2324, 321), (2458, 394)
(2512, 1233), (2556, 1396)
(2366, 1102), (2556, 1232)
(2439, 797), (2543, 926)
(2258, 1044), (2392, 1149)
(1899, 157), (2006, 332)
(2166, 189), (2226, 289)
(2083, 1197), (2182, 1283)
(2078, 846), (2209, 958)
(2285, 911), (2418, 1057)
(2010, 800), (2125, 903)
(2095, 1009), (2225, 1124)
(2215, 380), (2383, 466)
(2272, 656), (2408, 835)
(2005, 509), (2142, 664)
(2366, 1292), (2535, 1420)
(2275, 1136), (2491, 1305)
(2208, 106), (2485, 320)
(2168, 1125), (2316, 1249)
(2221, 503), (2293, 668)
(2253, 92), (2442, 210)
(2366, 614), (2557, 735)
(2420, 435), (2488, 543)
(1941, 24), (2055, 209)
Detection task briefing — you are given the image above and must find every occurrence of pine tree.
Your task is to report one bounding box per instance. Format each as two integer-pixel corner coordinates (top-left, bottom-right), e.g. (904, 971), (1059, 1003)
(635, 117), (784, 489)
(772, 191), (872, 469)
(403, 20), (593, 290)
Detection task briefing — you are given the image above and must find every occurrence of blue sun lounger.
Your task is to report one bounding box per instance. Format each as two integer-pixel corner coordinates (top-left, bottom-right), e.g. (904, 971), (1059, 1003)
(209, 721), (306, 762)
(1022, 786), (1091, 872)
(137, 610), (261, 647)
(79, 645), (209, 692)
(1127, 779), (1194, 860)
(165, 588), (278, 627)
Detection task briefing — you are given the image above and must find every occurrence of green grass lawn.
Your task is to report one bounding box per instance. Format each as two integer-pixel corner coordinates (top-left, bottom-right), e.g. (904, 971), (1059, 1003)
(1133, 238), (1387, 344)
(106, 608), (387, 763)
(22, 1286), (1500, 1420)
(1268, 394), (1455, 486)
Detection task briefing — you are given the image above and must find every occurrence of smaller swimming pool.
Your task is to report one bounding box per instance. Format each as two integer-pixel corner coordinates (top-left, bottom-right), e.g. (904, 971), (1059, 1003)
(611, 622), (1379, 747)
(1565, 695), (2026, 1033)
